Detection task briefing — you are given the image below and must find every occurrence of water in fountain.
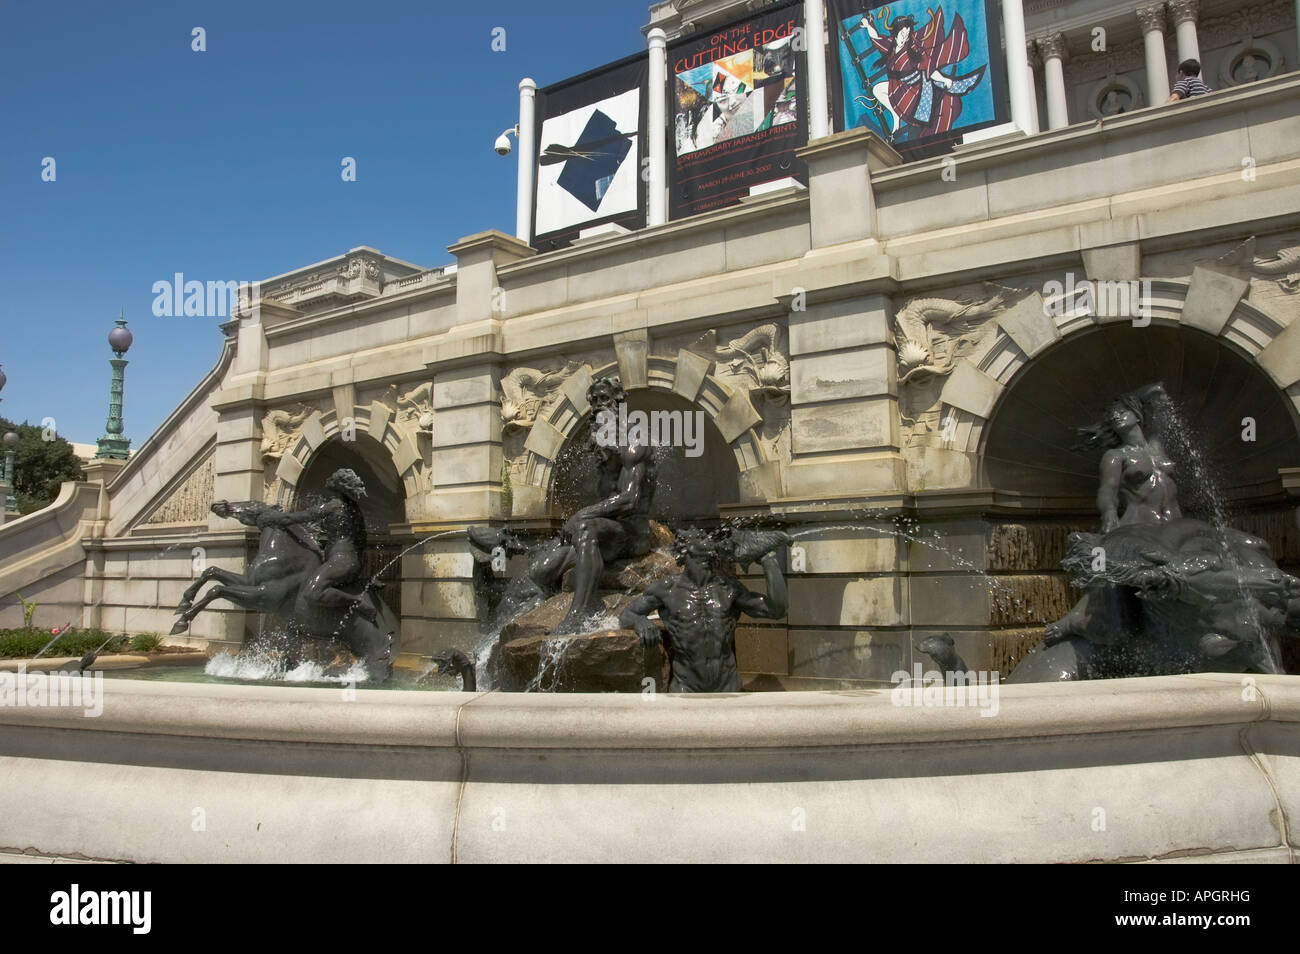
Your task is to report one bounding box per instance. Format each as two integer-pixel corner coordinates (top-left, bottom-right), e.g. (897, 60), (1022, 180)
(205, 648), (372, 684)
(1158, 399), (1280, 671)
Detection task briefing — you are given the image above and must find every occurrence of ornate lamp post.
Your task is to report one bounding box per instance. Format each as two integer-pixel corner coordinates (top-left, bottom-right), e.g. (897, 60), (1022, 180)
(3, 430), (17, 513)
(95, 312), (133, 460)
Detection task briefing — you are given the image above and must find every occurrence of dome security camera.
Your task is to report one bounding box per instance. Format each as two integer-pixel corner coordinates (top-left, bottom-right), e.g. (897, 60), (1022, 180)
(494, 126), (517, 156)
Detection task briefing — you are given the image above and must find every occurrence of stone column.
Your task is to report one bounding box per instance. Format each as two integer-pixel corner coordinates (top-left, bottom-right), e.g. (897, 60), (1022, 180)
(804, 0), (830, 139)
(1136, 4), (1172, 104)
(209, 300), (289, 509)
(1035, 33), (1070, 129)
(430, 231), (535, 523)
(1000, 0), (1037, 134)
(646, 29), (668, 226)
(1025, 40), (1042, 135)
(1168, 0), (1200, 63)
(784, 294), (903, 498)
(516, 78), (537, 242)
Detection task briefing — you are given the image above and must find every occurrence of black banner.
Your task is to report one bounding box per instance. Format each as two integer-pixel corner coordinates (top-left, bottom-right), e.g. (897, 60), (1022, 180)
(531, 53), (648, 252)
(667, 1), (807, 219)
(827, 0), (1009, 161)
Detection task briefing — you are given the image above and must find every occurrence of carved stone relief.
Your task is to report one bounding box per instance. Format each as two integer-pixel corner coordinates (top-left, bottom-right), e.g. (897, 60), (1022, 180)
(1218, 236), (1300, 293)
(260, 404), (313, 460)
(1219, 37), (1285, 86)
(896, 288), (1015, 447)
(144, 455), (215, 525)
(689, 322), (791, 398)
(501, 360), (585, 431)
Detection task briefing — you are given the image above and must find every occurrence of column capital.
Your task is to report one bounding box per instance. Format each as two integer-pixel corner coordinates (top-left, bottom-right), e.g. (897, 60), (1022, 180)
(1034, 32), (1069, 63)
(1026, 39), (1042, 68)
(1136, 3), (1167, 34)
(1167, 0), (1198, 26)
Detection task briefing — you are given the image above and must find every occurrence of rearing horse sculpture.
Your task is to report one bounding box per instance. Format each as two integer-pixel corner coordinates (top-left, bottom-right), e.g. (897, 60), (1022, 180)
(171, 492), (399, 681)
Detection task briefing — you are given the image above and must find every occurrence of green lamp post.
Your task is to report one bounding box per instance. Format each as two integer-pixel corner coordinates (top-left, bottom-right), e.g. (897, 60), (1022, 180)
(3, 430), (17, 513)
(94, 312), (133, 460)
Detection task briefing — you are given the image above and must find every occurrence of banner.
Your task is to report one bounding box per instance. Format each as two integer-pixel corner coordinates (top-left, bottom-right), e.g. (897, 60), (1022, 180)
(532, 54), (648, 252)
(827, 0), (1008, 160)
(668, 1), (807, 218)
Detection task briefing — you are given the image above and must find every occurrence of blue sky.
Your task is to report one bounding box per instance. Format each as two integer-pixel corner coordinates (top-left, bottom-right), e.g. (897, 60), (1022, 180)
(0, 0), (649, 444)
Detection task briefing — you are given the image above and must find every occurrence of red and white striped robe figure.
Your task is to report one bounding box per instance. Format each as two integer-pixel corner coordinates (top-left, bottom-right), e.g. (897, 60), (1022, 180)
(862, 9), (986, 141)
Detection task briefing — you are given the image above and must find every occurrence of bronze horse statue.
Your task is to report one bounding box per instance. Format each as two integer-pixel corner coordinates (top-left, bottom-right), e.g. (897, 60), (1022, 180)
(171, 497), (399, 681)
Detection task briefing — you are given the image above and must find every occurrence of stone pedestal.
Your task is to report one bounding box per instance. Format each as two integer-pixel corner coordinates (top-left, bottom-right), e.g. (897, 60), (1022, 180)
(82, 457), (128, 486)
(795, 128), (900, 248)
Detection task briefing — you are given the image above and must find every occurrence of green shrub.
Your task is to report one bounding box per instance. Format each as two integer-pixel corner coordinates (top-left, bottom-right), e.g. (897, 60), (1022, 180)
(0, 628), (128, 659)
(129, 632), (163, 652)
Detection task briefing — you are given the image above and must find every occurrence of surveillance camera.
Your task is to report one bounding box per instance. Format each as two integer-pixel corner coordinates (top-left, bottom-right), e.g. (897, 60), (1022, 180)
(494, 134), (513, 156)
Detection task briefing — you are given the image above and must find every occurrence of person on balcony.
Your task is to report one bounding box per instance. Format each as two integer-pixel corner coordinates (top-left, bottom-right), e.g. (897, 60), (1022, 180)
(1166, 59), (1211, 102)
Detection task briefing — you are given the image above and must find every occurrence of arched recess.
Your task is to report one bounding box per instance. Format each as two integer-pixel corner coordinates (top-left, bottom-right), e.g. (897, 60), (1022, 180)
(552, 390), (741, 521)
(982, 324), (1300, 511)
(271, 402), (428, 517)
(930, 273), (1300, 496)
(269, 400), (429, 620)
(510, 354), (785, 516)
(294, 433), (405, 530)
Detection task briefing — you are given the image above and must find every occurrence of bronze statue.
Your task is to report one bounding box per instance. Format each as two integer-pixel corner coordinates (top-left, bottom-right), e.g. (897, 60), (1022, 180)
(467, 526), (570, 633)
(552, 379), (657, 634)
(265, 468), (376, 624)
(465, 378), (660, 639)
(1077, 382), (1181, 533)
(170, 468), (398, 681)
(1010, 383), (1300, 682)
(620, 527), (790, 692)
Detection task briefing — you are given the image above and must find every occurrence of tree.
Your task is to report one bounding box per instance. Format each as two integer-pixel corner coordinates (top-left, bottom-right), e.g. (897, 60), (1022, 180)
(0, 417), (85, 515)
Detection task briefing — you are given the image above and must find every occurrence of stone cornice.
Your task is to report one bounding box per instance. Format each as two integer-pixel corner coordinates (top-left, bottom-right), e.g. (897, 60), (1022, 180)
(795, 126), (903, 172)
(494, 188), (808, 281)
(446, 229), (536, 263)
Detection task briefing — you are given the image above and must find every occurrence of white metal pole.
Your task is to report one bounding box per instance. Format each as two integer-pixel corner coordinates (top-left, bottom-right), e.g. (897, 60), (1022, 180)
(516, 78), (537, 242)
(647, 29), (668, 227)
(804, 0), (830, 139)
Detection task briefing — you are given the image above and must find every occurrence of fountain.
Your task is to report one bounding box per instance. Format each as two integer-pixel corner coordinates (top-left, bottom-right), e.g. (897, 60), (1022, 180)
(169, 467), (400, 682)
(164, 379), (1296, 692)
(471, 376), (792, 692)
(1009, 383), (1300, 682)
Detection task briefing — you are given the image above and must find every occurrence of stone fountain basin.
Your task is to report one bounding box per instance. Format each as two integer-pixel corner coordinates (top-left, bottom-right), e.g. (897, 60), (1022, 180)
(1, 673), (1297, 863)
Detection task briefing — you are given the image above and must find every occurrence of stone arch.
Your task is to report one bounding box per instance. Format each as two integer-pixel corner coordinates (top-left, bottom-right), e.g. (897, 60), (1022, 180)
(271, 400), (428, 515)
(294, 432), (406, 529)
(511, 352), (785, 516)
(933, 270), (1300, 477)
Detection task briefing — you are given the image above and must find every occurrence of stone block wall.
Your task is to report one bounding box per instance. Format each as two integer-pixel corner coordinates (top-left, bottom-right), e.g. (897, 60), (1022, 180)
(88, 534), (253, 650)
